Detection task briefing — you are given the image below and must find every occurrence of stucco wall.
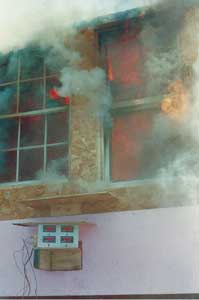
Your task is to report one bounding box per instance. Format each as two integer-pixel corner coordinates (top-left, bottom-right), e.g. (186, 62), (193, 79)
(0, 207), (198, 296)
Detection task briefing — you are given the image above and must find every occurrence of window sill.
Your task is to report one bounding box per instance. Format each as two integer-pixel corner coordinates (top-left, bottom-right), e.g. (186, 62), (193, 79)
(16, 178), (188, 218)
(0, 177), (190, 220)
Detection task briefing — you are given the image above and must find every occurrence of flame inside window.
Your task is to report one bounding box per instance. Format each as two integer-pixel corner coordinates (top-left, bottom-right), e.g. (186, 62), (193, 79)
(161, 80), (188, 120)
(103, 21), (145, 101)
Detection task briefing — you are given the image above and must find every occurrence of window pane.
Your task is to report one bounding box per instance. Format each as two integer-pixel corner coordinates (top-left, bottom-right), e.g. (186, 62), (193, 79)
(0, 118), (18, 150)
(102, 23), (145, 102)
(20, 47), (44, 79)
(20, 115), (44, 147)
(0, 85), (17, 114)
(0, 52), (18, 84)
(19, 148), (43, 181)
(46, 145), (68, 177)
(111, 110), (186, 181)
(46, 77), (70, 109)
(47, 111), (69, 144)
(0, 151), (16, 183)
(111, 111), (155, 181)
(19, 80), (43, 112)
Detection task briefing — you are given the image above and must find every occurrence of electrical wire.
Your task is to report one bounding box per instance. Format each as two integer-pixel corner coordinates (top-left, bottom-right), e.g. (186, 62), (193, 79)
(13, 237), (38, 297)
(24, 238), (38, 296)
(22, 238), (33, 296)
(13, 240), (28, 296)
(25, 237), (38, 296)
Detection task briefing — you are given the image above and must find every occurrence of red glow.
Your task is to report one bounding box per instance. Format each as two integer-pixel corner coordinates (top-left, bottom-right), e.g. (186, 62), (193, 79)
(106, 25), (143, 97)
(63, 96), (70, 105)
(49, 88), (60, 100)
(49, 88), (70, 106)
(111, 112), (153, 181)
(124, 20), (130, 34)
(21, 114), (42, 124)
(29, 115), (42, 122)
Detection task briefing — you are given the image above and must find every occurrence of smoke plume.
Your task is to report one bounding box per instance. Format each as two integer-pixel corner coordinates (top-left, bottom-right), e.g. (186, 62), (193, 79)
(0, 0), (158, 54)
(138, 0), (199, 206)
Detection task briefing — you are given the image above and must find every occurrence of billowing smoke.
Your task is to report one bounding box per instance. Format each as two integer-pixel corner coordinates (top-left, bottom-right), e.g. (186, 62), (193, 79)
(58, 66), (111, 120)
(137, 0), (199, 206)
(0, 0), (158, 54)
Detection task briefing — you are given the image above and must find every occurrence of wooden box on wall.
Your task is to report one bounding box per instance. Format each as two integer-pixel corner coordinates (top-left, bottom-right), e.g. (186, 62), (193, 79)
(34, 241), (82, 271)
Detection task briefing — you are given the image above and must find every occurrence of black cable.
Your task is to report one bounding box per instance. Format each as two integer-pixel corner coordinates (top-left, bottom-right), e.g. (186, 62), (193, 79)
(13, 237), (38, 297)
(23, 238), (34, 296)
(13, 245), (26, 296)
(23, 237), (38, 296)
(29, 249), (38, 296)
(22, 239), (30, 296)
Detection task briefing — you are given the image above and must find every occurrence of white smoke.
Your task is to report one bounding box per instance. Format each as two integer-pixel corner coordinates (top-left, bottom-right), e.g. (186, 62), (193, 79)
(58, 66), (111, 116)
(36, 157), (67, 181)
(0, 0), (158, 54)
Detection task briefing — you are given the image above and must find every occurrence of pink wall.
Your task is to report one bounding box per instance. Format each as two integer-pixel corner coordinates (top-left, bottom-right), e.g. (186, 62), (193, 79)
(0, 207), (199, 296)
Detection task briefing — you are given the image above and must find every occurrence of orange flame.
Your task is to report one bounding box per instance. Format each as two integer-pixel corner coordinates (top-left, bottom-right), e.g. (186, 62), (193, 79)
(161, 80), (188, 120)
(107, 55), (114, 81)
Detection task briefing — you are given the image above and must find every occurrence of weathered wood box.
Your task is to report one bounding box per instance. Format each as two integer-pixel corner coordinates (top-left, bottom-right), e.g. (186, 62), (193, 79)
(34, 241), (82, 271)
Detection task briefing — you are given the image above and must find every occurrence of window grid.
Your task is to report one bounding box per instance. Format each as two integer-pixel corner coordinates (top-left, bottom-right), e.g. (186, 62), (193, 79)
(0, 56), (69, 184)
(98, 21), (172, 183)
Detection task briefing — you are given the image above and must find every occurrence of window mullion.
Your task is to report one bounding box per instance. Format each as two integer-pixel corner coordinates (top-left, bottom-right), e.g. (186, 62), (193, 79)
(16, 57), (21, 113)
(0, 107), (67, 120)
(43, 62), (47, 174)
(16, 118), (21, 182)
(104, 129), (111, 182)
(15, 56), (21, 182)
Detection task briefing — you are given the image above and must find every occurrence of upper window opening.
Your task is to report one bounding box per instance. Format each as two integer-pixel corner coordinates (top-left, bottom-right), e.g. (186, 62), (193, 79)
(100, 19), (145, 102)
(98, 15), (188, 182)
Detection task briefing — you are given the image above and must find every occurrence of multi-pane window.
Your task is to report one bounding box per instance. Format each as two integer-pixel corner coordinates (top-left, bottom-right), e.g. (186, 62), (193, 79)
(98, 15), (184, 182)
(0, 46), (69, 183)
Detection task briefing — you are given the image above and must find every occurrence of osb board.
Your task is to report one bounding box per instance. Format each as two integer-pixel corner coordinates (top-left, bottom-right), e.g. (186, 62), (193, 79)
(19, 191), (121, 216)
(16, 181), (191, 218)
(0, 178), (194, 221)
(34, 244), (82, 271)
(69, 101), (102, 183)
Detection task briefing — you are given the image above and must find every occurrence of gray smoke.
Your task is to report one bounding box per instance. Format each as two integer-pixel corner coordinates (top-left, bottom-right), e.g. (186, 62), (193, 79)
(139, 0), (199, 206)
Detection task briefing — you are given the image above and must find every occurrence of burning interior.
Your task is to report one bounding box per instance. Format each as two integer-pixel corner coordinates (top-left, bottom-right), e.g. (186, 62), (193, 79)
(0, 1), (198, 219)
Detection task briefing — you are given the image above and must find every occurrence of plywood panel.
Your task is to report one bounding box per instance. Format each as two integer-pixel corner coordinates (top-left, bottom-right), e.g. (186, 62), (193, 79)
(34, 243), (82, 271)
